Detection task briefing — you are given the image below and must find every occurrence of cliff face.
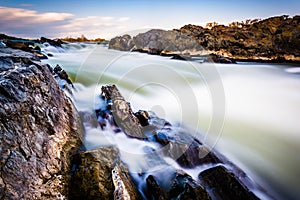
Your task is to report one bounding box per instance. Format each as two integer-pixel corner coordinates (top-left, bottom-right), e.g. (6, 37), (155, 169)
(109, 15), (300, 62)
(0, 48), (83, 199)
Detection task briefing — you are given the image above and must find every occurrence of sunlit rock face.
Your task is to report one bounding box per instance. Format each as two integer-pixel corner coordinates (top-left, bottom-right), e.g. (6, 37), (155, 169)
(0, 48), (83, 199)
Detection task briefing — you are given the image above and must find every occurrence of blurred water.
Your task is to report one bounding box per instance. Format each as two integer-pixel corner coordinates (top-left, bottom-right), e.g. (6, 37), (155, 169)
(44, 44), (300, 200)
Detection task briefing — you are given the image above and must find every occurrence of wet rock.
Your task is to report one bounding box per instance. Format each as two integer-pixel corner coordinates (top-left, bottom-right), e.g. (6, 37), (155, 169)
(171, 54), (192, 61)
(146, 170), (210, 200)
(40, 37), (63, 47)
(208, 53), (236, 63)
(109, 34), (135, 51)
(154, 127), (220, 168)
(199, 165), (259, 200)
(4, 39), (48, 59)
(70, 146), (141, 200)
(100, 85), (146, 139)
(134, 110), (150, 127)
(53, 64), (74, 94)
(0, 50), (84, 199)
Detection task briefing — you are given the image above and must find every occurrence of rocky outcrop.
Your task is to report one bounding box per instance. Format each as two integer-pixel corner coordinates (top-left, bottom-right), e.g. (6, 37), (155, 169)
(178, 15), (300, 62)
(109, 29), (203, 55)
(0, 48), (83, 199)
(69, 146), (141, 200)
(40, 37), (64, 48)
(0, 34), (65, 59)
(109, 15), (300, 62)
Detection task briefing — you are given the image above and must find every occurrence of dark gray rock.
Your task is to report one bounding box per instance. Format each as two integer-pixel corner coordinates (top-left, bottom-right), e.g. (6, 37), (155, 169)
(146, 170), (210, 200)
(0, 50), (83, 199)
(199, 165), (259, 200)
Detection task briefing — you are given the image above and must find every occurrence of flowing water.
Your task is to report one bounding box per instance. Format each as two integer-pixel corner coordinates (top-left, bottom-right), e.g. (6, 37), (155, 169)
(43, 43), (300, 200)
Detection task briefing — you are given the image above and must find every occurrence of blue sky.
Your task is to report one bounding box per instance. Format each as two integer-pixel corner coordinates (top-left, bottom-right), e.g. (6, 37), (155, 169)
(0, 0), (299, 39)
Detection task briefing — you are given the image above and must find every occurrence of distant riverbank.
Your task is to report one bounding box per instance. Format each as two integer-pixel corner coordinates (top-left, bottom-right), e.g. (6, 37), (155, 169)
(109, 15), (300, 64)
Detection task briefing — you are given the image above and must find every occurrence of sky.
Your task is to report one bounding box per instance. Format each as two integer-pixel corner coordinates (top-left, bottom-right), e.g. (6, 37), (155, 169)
(0, 0), (299, 39)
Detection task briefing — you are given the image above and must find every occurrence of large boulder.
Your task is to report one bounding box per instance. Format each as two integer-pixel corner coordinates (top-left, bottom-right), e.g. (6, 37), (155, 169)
(0, 49), (83, 199)
(109, 30), (203, 55)
(69, 146), (141, 200)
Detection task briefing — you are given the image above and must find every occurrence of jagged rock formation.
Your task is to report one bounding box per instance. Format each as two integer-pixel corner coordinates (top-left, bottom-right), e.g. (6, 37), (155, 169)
(69, 146), (141, 200)
(109, 15), (300, 62)
(96, 85), (262, 199)
(177, 15), (300, 62)
(0, 48), (83, 199)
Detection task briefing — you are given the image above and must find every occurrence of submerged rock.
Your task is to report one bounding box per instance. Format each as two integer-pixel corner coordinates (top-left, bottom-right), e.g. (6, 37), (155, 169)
(0, 49), (83, 199)
(69, 146), (141, 200)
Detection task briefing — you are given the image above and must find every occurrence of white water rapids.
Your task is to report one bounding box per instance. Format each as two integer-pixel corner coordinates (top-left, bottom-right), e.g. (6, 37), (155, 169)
(43, 43), (300, 200)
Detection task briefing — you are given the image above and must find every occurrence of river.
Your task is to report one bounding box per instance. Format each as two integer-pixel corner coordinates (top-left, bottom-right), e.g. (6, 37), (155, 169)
(43, 43), (300, 200)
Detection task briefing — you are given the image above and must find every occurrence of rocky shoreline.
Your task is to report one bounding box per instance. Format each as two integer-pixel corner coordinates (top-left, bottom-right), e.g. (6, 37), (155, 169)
(0, 47), (269, 199)
(109, 15), (300, 64)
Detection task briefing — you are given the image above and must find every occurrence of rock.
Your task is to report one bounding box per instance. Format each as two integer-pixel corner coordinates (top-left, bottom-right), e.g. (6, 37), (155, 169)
(153, 127), (220, 168)
(0, 50), (84, 199)
(108, 34), (135, 51)
(69, 146), (141, 200)
(109, 29), (203, 55)
(0, 47), (39, 61)
(145, 170), (210, 200)
(40, 37), (63, 47)
(208, 53), (236, 63)
(109, 15), (300, 62)
(53, 64), (74, 94)
(178, 15), (300, 62)
(171, 54), (192, 61)
(199, 166), (259, 200)
(0, 40), (6, 48)
(99, 85), (146, 139)
(134, 110), (150, 127)
(5, 40), (34, 52)
(4, 40), (48, 59)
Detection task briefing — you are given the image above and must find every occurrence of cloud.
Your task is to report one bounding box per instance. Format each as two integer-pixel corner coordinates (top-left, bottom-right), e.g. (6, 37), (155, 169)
(0, 6), (130, 39)
(118, 17), (130, 22)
